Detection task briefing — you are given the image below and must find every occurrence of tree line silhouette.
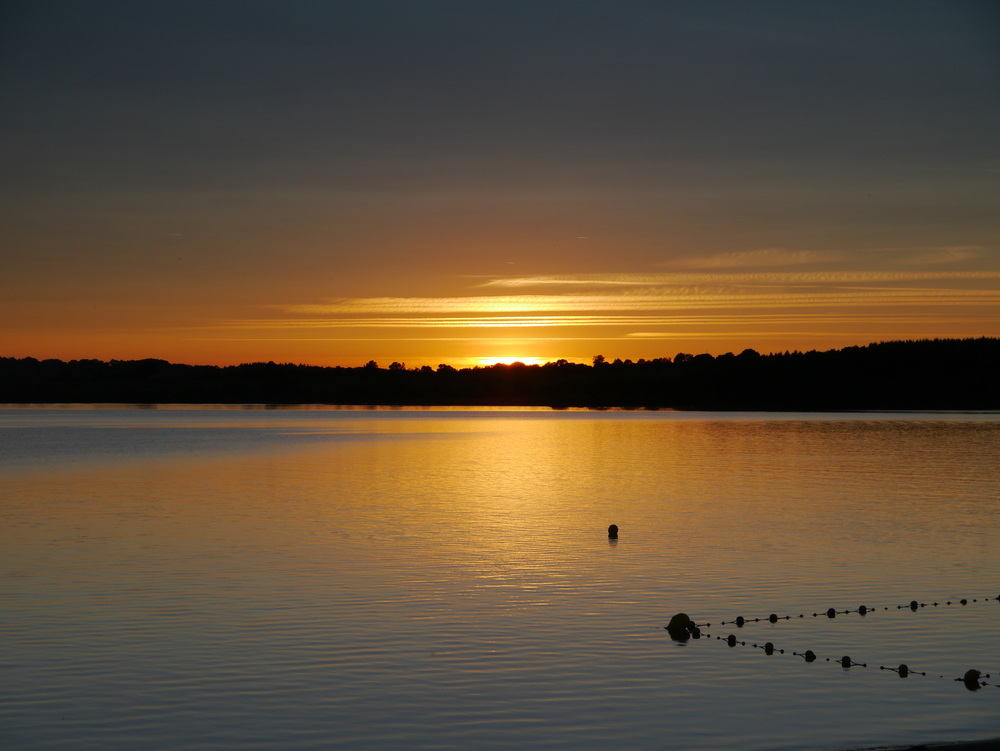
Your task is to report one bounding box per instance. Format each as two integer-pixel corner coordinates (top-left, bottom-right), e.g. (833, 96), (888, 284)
(2, 338), (998, 410)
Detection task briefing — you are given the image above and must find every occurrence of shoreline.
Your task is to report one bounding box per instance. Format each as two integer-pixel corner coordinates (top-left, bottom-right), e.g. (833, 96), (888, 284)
(852, 740), (1000, 751)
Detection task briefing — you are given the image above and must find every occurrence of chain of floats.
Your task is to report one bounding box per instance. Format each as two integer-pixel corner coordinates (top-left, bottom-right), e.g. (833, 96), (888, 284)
(664, 594), (1000, 691)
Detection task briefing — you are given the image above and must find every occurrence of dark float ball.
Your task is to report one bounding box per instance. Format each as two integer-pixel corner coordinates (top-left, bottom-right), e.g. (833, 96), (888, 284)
(608, 524), (618, 539)
(666, 612), (694, 640)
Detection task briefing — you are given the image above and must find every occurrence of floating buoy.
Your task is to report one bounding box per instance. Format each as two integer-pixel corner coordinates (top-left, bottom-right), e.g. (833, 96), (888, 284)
(727, 635), (737, 647)
(769, 613), (778, 623)
(962, 669), (982, 690)
(960, 599), (967, 605)
(666, 612), (693, 640)
(735, 616), (745, 627)
(910, 601), (918, 610)
(608, 524), (618, 539)
(841, 656), (852, 668)
(764, 642), (774, 655)
(826, 608), (836, 618)
(899, 664), (909, 677)
(858, 605), (867, 615)
(667, 613), (691, 631)
(804, 650), (816, 662)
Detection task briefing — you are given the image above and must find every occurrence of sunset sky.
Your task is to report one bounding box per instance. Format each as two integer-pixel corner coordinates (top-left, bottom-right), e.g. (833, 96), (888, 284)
(2, 1), (998, 368)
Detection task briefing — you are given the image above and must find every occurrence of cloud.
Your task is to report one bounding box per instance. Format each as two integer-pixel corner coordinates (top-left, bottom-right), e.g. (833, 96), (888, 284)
(669, 248), (837, 269)
(480, 271), (1000, 288)
(899, 247), (982, 265)
(273, 286), (1000, 317)
(212, 311), (1000, 331)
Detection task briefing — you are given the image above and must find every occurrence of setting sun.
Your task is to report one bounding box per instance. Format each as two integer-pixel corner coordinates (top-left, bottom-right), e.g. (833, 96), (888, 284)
(475, 356), (551, 367)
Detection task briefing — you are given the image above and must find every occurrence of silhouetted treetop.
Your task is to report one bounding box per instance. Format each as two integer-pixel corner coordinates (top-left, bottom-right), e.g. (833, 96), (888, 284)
(2, 338), (998, 410)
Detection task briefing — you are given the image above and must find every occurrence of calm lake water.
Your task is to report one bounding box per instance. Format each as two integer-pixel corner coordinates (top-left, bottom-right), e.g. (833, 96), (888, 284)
(1, 407), (998, 751)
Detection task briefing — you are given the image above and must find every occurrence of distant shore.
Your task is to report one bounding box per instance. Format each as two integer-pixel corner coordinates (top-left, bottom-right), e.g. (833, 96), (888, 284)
(854, 740), (1000, 751)
(3, 338), (1000, 410)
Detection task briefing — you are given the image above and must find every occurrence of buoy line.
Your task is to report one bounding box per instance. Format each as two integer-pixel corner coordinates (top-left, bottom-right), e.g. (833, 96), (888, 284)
(716, 594), (999, 628)
(700, 632), (996, 690)
(664, 595), (999, 691)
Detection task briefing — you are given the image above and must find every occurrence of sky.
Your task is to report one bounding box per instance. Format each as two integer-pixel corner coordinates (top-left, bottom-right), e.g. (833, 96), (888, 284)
(2, 1), (999, 368)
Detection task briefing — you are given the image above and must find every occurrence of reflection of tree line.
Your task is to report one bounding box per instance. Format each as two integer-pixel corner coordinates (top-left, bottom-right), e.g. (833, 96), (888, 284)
(2, 337), (998, 409)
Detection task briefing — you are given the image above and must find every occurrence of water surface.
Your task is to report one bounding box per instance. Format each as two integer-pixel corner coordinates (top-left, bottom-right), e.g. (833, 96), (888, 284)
(1, 408), (998, 750)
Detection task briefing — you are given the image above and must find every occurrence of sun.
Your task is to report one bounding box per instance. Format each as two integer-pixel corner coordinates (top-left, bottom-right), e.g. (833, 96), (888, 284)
(476, 356), (549, 367)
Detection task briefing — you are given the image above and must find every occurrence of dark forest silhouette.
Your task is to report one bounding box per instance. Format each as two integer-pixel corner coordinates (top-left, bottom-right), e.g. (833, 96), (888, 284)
(2, 338), (998, 410)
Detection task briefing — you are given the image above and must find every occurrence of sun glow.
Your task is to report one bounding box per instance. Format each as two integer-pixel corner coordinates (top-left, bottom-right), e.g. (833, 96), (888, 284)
(475, 356), (551, 367)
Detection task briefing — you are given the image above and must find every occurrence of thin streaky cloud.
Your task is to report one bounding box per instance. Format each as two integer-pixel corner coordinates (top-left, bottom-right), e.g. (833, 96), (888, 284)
(622, 332), (882, 339)
(900, 247), (982, 265)
(285, 288), (1000, 315)
(668, 249), (837, 269)
(211, 312), (999, 330)
(480, 271), (1000, 288)
(200, 332), (868, 343)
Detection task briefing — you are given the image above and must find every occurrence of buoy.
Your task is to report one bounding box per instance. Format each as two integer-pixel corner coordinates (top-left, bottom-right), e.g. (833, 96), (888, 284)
(910, 600), (918, 610)
(858, 605), (867, 615)
(667, 613), (692, 631)
(666, 612), (692, 640)
(690, 627), (701, 639)
(769, 613), (778, 623)
(960, 598), (967, 605)
(764, 642), (774, 655)
(727, 635), (737, 647)
(826, 608), (836, 618)
(962, 669), (981, 690)
(608, 524), (618, 539)
(736, 616), (745, 627)
(899, 664), (909, 678)
(804, 650), (816, 662)
(841, 656), (852, 668)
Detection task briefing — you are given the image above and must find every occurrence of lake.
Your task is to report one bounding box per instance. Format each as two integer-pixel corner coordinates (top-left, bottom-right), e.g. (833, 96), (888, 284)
(1, 407), (998, 751)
